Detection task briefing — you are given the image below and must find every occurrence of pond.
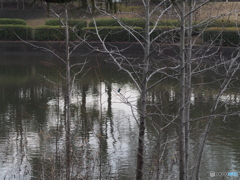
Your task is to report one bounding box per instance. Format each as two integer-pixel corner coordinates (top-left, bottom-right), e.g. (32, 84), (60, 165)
(0, 53), (240, 179)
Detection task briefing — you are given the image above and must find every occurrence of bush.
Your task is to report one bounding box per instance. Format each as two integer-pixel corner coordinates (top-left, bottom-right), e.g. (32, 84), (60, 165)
(150, 26), (180, 42)
(88, 19), (119, 27)
(34, 25), (78, 41)
(120, 18), (147, 28)
(203, 27), (240, 46)
(196, 19), (240, 33)
(157, 20), (181, 27)
(45, 19), (87, 29)
(81, 26), (143, 42)
(207, 19), (240, 28)
(89, 18), (148, 28)
(0, 18), (26, 25)
(0, 25), (32, 40)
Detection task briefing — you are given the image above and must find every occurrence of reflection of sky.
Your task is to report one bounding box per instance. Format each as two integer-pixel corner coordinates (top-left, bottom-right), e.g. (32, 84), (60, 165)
(45, 81), (140, 178)
(191, 88), (240, 105)
(82, 82), (139, 177)
(0, 131), (39, 179)
(1, 76), (240, 179)
(199, 143), (240, 179)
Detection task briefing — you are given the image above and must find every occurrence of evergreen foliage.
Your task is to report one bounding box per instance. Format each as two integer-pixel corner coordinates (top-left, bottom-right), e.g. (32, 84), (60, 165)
(0, 25), (32, 40)
(151, 26), (180, 42)
(82, 26), (143, 42)
(89, 18), (147, 28)
(45, 19), (87, 29)
(0, 18), (26, 25)
(207, 19), (240, 27)
(34, 25), (77, 41)
(203, 27), (240, 46)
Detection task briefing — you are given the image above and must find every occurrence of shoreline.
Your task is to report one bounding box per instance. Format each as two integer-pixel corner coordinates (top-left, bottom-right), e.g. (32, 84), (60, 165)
(0, 41), (144, 55)
(0, 41), (237, 58)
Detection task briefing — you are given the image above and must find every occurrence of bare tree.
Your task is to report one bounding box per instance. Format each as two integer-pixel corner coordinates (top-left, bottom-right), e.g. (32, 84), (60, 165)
(173, 1), (240, 180)
(83, 1), (179, 179)
(12, 0), (240, 179)
(19, 2), (89, 179)
(83, 0), (240, 179)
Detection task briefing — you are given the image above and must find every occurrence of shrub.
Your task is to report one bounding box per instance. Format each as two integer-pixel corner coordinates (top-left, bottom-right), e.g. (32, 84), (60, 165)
(150, 26), (180, 42)
(81, 26), (143, 42)
(207, 19), (240, 28)
(120, 18), (147, 28)
(196, 19), (240, 33)
(45, 19), (87, 29)
(203, 27), (240, 46)
(34, 25), (78, 41)
(0, 18), (26, 25)
(88, 19), (119, 27)
(157, 20), (181, 27)
(89, 18), (148, 28)
(0, 25), (32, 40)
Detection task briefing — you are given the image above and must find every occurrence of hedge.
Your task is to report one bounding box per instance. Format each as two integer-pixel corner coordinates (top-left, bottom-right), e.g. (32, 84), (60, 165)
(203, 27), (240, 46)
(0, 18), (26, 25)
(45, 19), (87, 29)
(0, 25), (32, 40)
(156, 19), (240, 29)
(207, 19), (240, 28)
(34, 25), (78, 41)
(151, 26), (180, 42)
(81, 26), (143, 42)
(35, 25), (179, 42)
(195, 19), (240, 33)
(121, 18), (148, 28)
(157, 20), (181, 27)
(89, 19), (119, 27)
(89, 18), (148, 28)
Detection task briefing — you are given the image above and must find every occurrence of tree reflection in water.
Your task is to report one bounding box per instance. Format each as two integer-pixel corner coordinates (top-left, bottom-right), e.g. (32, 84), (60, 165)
(0, 55), (240, 179)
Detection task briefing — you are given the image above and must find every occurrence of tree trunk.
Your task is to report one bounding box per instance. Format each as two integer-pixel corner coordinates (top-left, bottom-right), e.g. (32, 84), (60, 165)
(1, 0), (3, 9)
(136, 88), (147, 180)
(179, 1), (186, 180)
(185, 0), (194, 179)
(17, 0), (19, 9)
(64, 3), (71, 180)
(136, 0), (150, 179)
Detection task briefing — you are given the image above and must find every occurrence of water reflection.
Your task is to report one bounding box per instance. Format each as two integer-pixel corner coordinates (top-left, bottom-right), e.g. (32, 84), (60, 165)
(0, 54), (240, 179)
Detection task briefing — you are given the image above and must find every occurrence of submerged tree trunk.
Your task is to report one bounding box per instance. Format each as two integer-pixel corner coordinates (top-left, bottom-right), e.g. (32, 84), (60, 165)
(17, 0), (19, 9)
(184, 1), (194, 179)
(136, 0), (150, 179)
(64, 3), (71, 180)
(22, 0), (25, 10)
(179, 1), (186, 180)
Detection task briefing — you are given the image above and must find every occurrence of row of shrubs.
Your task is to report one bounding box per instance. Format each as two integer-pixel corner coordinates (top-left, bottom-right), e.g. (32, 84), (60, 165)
(0, 18), (29, 40)
(0, 18), (26, 25)
(45, 19), (87, 29)
(1, 24), (239, 45)
(203, 27), (240, 46)
(0, 18), (238, 28)
(0, 25), (32, 40)
(44, 18), (240, 29)
(34, 26), (179, 42)
(0, 18), (180, 41)
(1, 18), (240, 45)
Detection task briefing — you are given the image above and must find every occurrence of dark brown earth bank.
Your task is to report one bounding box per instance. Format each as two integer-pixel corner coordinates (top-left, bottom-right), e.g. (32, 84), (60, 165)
(0, 41), (237, 58)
